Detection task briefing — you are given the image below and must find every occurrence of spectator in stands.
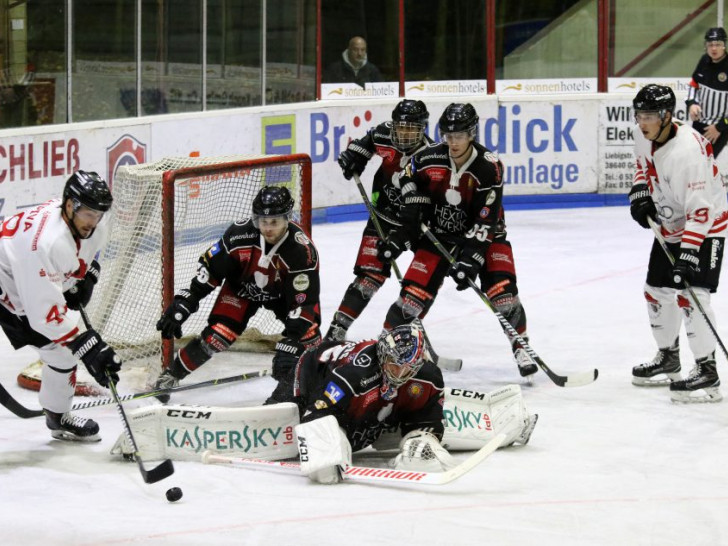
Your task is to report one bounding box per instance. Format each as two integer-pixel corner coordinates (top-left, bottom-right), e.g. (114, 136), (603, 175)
(324, 36), (383, 88)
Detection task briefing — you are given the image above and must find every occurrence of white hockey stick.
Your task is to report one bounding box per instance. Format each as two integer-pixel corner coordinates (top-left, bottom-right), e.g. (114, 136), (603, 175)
(202, 433), (505, 486)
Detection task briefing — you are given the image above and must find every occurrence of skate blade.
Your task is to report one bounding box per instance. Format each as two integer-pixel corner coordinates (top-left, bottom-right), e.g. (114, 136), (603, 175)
(631, 373), (680, 387)
(50, 429), (101, 443)
(670, 387), (723, 404)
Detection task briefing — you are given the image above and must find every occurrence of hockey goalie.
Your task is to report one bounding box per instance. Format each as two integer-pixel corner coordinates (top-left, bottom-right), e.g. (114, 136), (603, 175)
(112, 324), (537, 483)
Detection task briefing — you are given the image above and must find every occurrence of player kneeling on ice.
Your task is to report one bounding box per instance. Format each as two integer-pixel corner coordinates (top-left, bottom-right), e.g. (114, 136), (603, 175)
(292, 322), (537, 484)
(153, 185), (322, 404)
(0, 171), (121, 441)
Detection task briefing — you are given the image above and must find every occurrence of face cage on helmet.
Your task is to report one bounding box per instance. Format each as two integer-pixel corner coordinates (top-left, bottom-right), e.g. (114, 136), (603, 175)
(382, 355), (421, 389)
(252, 212), (291, 229)
(392, 121), (426, 151)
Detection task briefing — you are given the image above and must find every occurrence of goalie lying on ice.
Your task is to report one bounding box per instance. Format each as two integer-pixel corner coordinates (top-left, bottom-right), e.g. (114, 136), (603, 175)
(113, 323), (537, 483)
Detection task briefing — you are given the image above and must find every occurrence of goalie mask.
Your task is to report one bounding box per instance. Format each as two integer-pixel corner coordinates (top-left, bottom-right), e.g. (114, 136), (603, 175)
(252, 185), (294, 229)
(377, 323), (431, 389)
(391, 100), (428, 153)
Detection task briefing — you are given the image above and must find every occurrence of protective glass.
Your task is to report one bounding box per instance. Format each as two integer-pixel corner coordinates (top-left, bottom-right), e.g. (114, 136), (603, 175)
(634, 112), (661, 123)
(706, 41), (726, 48)
(253, 214), (289, 230)
(442, 131), (471, 143)
(392, 121), (425, 151)
(73, 203), (105, 224)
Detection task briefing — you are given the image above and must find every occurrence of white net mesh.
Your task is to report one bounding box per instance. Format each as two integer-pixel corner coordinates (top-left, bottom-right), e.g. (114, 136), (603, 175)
(84, 154), (310, 381)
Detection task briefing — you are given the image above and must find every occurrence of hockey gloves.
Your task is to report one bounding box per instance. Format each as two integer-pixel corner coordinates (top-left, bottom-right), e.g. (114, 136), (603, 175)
(272, 337), (306, 382)
(628, 183), (657, 229)
(68, 329), (122, 387)
(64, 260), (101, 310)
(377, 230), (410, 262)
(449, 253), (484, 291)
(338, 146), (371, 180)
(672, 248), (700, 287)
(156, 289), (200, 339)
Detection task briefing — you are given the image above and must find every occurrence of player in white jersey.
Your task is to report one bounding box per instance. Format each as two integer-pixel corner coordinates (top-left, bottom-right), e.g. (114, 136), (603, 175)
(629, 84), (728, 403)
(0, 171), (122, 439)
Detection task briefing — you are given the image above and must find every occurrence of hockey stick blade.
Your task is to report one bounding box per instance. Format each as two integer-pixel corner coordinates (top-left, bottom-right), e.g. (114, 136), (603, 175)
(437, 356), (463, 372)
(0, 382), (44, 418)
(420, 223), (598, 387)
(202, 433), (505, 486)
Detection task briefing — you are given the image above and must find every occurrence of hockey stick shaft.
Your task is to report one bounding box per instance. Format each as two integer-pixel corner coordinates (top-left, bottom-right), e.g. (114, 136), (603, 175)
(66, 369), (269, 412)
(0, 382), (44, 418)
(420, 223), (598, 387)
(79, 306), (174, 484)
(352, 173), (462, 372)
(202, 433), (506, 486)
(646, 217), (728, 361)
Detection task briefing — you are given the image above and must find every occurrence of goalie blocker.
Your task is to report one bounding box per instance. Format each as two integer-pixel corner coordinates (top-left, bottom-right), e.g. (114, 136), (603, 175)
(111, 385), (536, 465)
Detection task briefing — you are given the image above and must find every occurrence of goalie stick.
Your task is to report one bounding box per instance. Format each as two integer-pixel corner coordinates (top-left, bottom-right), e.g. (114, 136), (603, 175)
(647, 217), (728, 362)
(202, 432), (506, 486)
(352, 173), (462, 372)
(420, 223), (598, 388)
(78, 305), (174, 484)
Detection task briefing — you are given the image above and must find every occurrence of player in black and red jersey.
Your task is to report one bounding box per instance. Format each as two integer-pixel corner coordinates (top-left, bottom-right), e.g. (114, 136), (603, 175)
(153, 185), (321, 403)
(324, 99), (432, 343)
(292, 322), (450, 483)
(377, 103), (537, 380)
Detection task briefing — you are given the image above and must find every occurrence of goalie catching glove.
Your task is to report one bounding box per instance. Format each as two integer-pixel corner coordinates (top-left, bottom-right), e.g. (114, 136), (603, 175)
(156, 289), (200, 339)
(394, 430), (457, 472)
(64, 260), (100, 310)
(68, 329), (122, 387)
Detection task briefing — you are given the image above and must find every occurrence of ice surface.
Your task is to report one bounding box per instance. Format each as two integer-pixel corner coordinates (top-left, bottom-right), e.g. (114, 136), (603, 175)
(2, 206), (728, 545)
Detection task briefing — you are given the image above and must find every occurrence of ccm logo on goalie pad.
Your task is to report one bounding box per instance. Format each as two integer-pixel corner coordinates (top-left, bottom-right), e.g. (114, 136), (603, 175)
(298, 437), (309, 462)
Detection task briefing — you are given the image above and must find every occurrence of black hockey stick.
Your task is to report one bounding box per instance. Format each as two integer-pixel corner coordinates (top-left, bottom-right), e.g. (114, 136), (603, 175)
(352, 173), (463, 372)
(647, 217), (728, 361)
(78, 305), (174, 484)
(66, 369), (269, 412)
(420, 223), (598, 387)
(0, 382), (44, 418)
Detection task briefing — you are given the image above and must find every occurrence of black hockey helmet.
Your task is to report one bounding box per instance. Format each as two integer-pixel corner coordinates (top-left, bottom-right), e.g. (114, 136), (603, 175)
(633, 84), (676, 119)
(438, 103), (479, 137)
(705, 27), (727, 43)
(376, 322), (431, 388)
(252, 185), (294, 227)
(63, 170), (113, 213)
(391, 100), (429, 152)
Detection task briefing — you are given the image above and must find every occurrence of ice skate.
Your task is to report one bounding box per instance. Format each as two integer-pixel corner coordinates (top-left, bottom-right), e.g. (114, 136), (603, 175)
(45, 410), (100, 442)
(512, 339), (537, 381)
(632, 346), (681, 386)
(152, 369), (180, 403)
(670, 354), (722, 403)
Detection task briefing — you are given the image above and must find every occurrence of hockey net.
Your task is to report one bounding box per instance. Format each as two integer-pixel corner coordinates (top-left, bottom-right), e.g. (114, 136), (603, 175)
(18, 154), (312, 394)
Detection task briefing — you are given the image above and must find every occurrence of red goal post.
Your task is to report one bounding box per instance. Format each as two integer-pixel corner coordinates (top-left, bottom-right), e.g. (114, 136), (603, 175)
(17, 153), (312, 394)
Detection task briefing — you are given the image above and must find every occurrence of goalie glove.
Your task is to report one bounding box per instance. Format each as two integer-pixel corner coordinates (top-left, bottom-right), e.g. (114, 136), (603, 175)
(394, 430), (457, 472)
(156, 289), (200, 339)
(64, 260), (101, 310)
(296, 415), (352, 484)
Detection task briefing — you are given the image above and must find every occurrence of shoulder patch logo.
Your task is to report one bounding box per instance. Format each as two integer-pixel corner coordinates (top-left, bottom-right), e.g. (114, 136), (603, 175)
(293, 273), (310, 291)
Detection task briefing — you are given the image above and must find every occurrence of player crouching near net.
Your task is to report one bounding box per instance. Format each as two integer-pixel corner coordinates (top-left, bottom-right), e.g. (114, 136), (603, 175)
(291, 322), (537, 484)
(629, 84), (727, 403)
(153, 185), (322, 404)
(0, 171), (122, 440)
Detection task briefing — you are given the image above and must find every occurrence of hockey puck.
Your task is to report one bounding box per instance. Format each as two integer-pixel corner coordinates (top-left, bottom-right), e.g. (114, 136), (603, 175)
(165, 487), (183, 502)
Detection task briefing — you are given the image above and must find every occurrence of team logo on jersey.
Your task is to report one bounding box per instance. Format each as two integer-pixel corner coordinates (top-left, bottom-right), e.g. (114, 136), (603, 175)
(479, 207), (490, 218)
(720, 72), (727, 82)
(445, 188), (462, 206)
(254, 271), (268, 288)
(407, 382), (424, 398)
(294, 232), (310, 246)
(485, 190), (497, 205)
(324, 381), (345, 404)
(295, 293), (306, 304)
(353, 353), (372, 367)
(293, 273), (310, 291)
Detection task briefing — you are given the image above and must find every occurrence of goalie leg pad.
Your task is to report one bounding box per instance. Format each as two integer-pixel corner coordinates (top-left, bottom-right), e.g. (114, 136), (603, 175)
(394, 430), (457, 472)
(295, 415), (352, 484)
(442, 385), (537, 449)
